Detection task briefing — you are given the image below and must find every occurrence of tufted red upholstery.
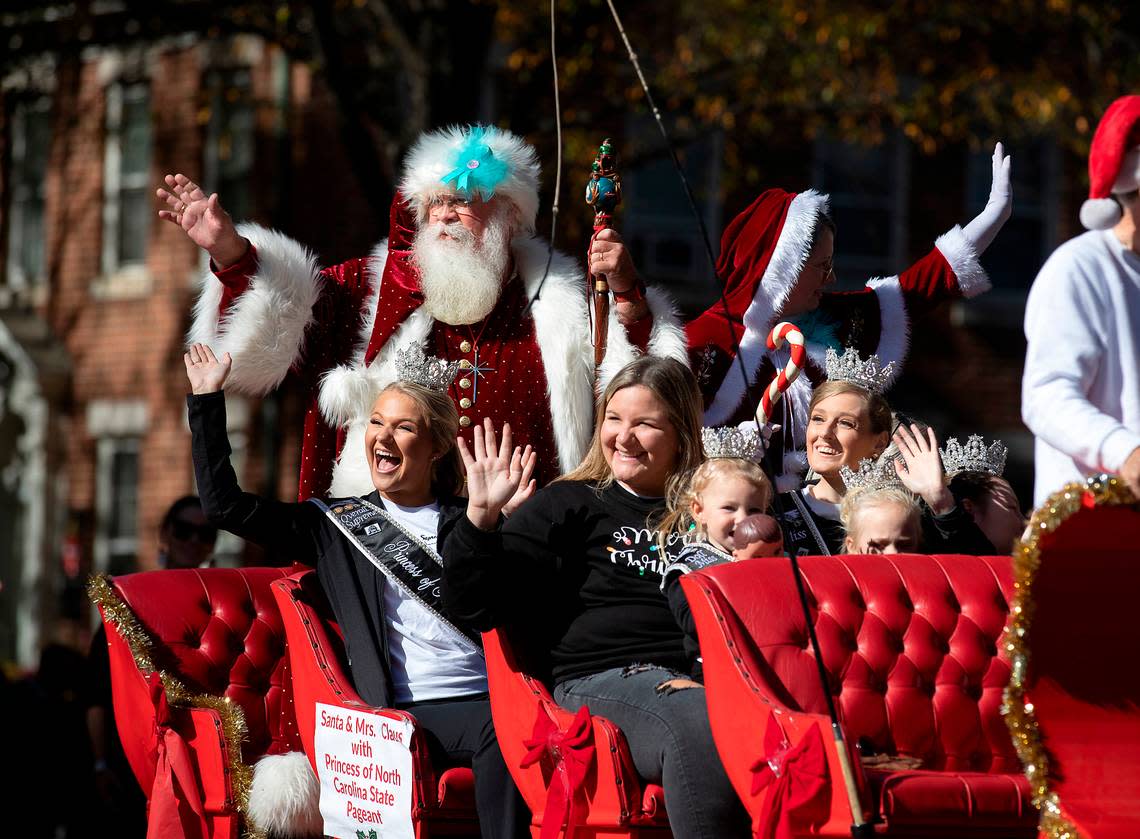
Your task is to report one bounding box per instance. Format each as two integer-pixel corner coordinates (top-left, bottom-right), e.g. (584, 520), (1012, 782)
(270, 570), (479, 837)
(100, 567), (302, 839)
(682, 554), (1037, 838)
(482, 627), (670, 837)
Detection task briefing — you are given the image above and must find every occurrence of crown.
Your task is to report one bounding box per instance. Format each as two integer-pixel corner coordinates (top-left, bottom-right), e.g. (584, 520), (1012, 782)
(940, 435), (1008, 477)
(840, 455), (904, 492)
(393, 345), (461, 392)
(824, 346), (896, 394)
(702, 426), (762, 460)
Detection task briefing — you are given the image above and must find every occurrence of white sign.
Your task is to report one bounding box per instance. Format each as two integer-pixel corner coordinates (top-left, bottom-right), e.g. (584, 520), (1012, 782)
(314, 702), (415, 839)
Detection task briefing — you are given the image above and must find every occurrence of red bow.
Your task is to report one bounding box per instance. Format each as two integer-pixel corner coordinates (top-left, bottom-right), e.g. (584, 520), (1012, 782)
(146, 674), (210, 839)
(520, 706), (596, 839)
(750, 713), (831, 839)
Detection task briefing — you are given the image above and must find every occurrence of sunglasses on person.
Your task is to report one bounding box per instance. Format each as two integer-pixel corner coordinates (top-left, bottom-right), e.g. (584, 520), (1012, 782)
(171, 519), (218, 543)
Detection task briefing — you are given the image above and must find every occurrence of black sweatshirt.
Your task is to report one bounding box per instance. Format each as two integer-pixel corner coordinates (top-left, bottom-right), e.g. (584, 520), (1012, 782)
(188, 391), (470, 709)
(442, 480), (689, 685)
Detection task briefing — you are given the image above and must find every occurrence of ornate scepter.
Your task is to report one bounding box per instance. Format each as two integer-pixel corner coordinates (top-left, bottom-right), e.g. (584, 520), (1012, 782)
(584, 138), (622, 369)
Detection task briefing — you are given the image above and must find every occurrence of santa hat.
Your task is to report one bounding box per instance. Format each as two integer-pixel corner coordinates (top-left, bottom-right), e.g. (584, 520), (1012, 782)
(1080, 95), (1140, 230)
(703, 188), (830, 342)
(400, 124), (541, 233)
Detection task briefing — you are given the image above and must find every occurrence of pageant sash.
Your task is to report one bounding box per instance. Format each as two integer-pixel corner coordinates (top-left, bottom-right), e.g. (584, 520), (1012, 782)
(311, 496), (483, 652)
(660, 542), (734, 589)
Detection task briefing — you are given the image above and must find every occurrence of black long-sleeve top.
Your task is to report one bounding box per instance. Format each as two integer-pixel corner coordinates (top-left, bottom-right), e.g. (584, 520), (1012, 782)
(442, 480), (689, 685)
(189, 391), (469, 708)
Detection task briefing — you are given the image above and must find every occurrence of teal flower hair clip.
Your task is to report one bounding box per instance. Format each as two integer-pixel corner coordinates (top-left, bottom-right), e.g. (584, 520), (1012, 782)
(440, 126), (509, 200)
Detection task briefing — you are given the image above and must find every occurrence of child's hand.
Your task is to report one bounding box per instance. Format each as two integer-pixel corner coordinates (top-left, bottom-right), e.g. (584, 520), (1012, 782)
(184, 343), (232, 394)
(893, 424), (955, 514)
(732, 514), (784, 559)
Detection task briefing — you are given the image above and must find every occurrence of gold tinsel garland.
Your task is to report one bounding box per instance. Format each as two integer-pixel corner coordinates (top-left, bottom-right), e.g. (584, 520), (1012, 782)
(87, 573), (260, 837)
(1000, 474), (1138, 839)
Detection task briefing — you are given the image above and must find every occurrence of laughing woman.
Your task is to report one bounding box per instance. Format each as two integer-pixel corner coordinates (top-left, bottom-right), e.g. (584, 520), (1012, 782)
(443, 356), (750, 838)
(184, 342), (532, 839)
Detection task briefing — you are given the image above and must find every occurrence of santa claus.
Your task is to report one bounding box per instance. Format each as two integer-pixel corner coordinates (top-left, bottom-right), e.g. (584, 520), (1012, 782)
(159, 125), (688, 498)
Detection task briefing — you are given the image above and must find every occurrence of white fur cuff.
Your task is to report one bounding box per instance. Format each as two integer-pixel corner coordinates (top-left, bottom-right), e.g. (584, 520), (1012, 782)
(247, 751), (323, 838)
(188, 223), (323, 396)
(935, 225), (990, 298)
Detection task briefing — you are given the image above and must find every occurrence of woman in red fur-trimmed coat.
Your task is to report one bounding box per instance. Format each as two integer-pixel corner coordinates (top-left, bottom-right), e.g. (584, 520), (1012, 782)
(688, 143), (1012, 488)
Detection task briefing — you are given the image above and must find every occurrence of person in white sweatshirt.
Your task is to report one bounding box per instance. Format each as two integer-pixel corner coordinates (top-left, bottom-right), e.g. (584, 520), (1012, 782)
(1023, 94), (1140, 507)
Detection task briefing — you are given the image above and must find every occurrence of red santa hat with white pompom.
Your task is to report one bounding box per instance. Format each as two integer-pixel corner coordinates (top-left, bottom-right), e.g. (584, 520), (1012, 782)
(1080, 94), (1140, 230)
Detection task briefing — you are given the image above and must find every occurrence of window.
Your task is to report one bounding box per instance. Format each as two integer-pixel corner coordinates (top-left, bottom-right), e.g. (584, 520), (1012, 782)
(5, 97), (52, 294)
(812, 134), (910, 285)
(102, 80), (152, 275)
(203, 68), (255, 224)
(89, 399), (147, 574)
(94, 437), (140, 575)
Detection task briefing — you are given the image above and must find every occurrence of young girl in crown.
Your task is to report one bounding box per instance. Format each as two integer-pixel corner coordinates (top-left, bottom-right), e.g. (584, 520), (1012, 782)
(184, 341), (534, 838)
(657, 425), (781, 679)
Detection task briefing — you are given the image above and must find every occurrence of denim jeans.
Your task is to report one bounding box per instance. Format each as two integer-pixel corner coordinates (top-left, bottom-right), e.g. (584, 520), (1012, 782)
(553, 665), (749, 839)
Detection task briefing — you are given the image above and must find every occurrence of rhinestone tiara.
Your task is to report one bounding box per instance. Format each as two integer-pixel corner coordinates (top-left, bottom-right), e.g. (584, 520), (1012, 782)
(394, 344), (461, 392)
(702, 426), (762, 461)
(824, 346), (896, 394)
(940, 435), (1008, 477)
(840, 455), (904, 492)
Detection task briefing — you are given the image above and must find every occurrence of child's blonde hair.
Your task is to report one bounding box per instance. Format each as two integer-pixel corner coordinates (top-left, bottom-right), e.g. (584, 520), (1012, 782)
(659, 458), (774, 548)
(839, 485), (922, 544)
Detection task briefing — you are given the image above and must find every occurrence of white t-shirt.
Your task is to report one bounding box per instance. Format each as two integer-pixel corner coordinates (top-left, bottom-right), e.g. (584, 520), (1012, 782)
(380, 500), (488, 703)
(1023, 230), (1140, 505)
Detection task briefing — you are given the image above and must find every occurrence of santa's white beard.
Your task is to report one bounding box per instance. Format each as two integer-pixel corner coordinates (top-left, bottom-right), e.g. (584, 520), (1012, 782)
(413, 214), (512, 326)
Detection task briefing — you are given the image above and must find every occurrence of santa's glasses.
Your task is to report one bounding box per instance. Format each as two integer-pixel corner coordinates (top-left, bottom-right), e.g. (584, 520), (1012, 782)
(428, 195), (477, 217)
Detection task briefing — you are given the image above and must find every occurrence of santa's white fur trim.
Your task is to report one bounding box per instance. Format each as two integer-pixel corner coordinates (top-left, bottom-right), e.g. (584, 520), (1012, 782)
(318, 308), (433, 429)
(187, 223), (323, 395)
(934, 225), (989, 297)
(328, 419), (373, 497)
(247, 752), (322, 838)
(704, 190), (830, 425)
(400, 125), (542, 233)
(866, 276), (908, 387)
(517, 237), (596, 473)
(1080, 197), (1122, 231)
(598, 286), (689, 390)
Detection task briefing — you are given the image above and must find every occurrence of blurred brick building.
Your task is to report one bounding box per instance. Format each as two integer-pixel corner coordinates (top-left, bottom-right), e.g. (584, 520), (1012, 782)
(0, 33), (387, 667)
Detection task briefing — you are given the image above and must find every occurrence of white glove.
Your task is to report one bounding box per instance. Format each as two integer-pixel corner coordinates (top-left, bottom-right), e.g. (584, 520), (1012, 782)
(737, 420), (781, 457)
(961, 141), (1012, 254)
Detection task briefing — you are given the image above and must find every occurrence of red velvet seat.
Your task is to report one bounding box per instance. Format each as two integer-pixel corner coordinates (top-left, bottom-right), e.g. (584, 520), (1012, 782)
(1004, 481), (1140, 839)
(270, 569), (479, 837)
(482, 627), (671, 837)
(93, 567), (302, 839)
(681, 554), (1036, 838)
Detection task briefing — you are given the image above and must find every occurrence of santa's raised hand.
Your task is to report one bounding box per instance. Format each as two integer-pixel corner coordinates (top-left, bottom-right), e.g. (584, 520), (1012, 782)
(157, 173), (249, 268)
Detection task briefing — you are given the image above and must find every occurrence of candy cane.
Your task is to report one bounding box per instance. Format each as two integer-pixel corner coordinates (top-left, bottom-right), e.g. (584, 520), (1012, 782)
(759, 321), (806, 423)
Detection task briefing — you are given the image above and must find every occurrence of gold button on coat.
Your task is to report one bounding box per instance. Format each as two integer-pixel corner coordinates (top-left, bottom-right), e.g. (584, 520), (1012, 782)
(459, 377), (471, 389)
(459, 340), (473, 353)
(459, 359), (473, 369)
(459, 415), (472, 428)
(460, 397), (472, 409)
